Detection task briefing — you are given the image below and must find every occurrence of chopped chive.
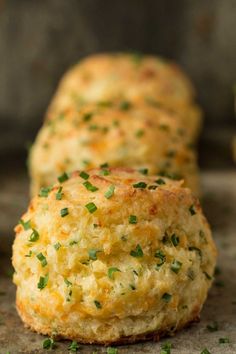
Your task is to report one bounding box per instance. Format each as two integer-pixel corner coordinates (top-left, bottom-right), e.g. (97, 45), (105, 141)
(79, 171), (89, 180)
(206, 321), (218, 332)
(54, 242), (61, 251)
(56, 186), (63, 200)
(37, 274), (49, 290)
(88, 124), (98, 131)
(189, 204), (196, 215)
(29, 229), (39, 242)
(107, 347), (118, 354)
(64, 278), (72, 287)
(135, 129), (144, 138)
(60, 207), (69, 217)
(69, 240), (78, 246)
(83, 112), (93, 122)
(171, 234), (179, 247)
(129, 215), (137, 224)
(160, 342), (172, 354)
(162, 293), (172, 303)
(85, 202), (97, 213)
(138, 168), (148, 175)
(100, 162), (109, 168)
(37, 253), (47, 267)
(155, 250), (166, 269)
(57, 172), (69, 183)
(201, 349), (211, 354)
(155, 178), (166, 185)
(108, 267), (121, 279)
(121, 235), (128, 241)
(204, 271), (212, 280)
(83, 181), (99, 192)
(38, 186), (52, 198)
(133, 181), (147, 189)
(42, 337), (55, 349)
(104, 185), (115, 199)
(68, 340), (79, 352)
(88, 249), (101, 260)
(219, 337), (230, 343)
(119, 100), (131, 110)
(94, 300), (102, 309)
(19, 219), (31, 231)
(170, 259), (182, 274)
(100, 168), (110, 176)
(25, 250), (33, 257)
(130, 244), (143, 258)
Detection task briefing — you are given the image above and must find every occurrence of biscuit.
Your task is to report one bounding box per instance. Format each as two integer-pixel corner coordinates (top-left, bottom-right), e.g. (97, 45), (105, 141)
(13, 168), (216, 344)
(47, 53), (202, 140)
(29, 101), (199, 195)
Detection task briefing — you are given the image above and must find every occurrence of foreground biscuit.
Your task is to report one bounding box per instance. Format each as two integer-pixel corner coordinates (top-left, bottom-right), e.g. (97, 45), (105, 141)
(47, 53), (202, 140)
(29, 100), (199, 196)
(13, 168), (216, 344)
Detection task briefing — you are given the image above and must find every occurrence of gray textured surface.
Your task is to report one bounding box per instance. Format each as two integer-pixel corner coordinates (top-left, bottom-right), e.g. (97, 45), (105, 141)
(0, 170), (236, 353)
(0, 0), (235, 154)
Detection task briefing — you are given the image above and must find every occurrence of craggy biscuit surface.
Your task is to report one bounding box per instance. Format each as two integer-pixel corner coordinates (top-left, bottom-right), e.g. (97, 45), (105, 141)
(30, 101), (199, 196)
(47, 53), (202, 140)
(13, 168), (216, 344)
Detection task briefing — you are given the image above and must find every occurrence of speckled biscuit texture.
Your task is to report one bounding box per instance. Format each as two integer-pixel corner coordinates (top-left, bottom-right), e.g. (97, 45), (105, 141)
(47, 53), (202, 140)
(29, 101), (199, 196)
(13, 168), (217, 344)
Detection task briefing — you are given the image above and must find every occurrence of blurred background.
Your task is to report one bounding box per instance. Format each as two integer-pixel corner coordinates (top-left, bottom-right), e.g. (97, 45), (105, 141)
(0, 0), (235, 253)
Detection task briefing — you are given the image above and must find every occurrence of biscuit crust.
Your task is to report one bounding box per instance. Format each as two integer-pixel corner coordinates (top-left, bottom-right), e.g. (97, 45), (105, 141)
(47, 53), (202, 140)
(13, 168), (216, 344)
(30, 101), (199, 196)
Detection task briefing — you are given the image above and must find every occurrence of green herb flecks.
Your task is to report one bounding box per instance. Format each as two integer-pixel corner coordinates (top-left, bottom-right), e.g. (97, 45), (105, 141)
(129, 215), (137, 224)
(29, 229), (39, 242)
(119, 100), (132, 110)
(54, 242), (61, 251)
(130, 244), (143, 258)
(171, 234), (179, 247)
(155, 250), (166, 270)
(38, 186), (52, 198)
(88, 249), (101, 260)
(170, 259), (182, 274)
(206, 321), (218, 332)
(138, 168), (148, 175)
(79, 171), (89, 180)
(19, 219), (31, 230)
(60, 207), (69, 217)
(37, 253), (47, 267)
(68, 340), (79, 352)
(85, 202), (97, 213)
(37, 274), (49, 290)
(162, 293), (172, 303)
(108, 267), (121, 279)
(155, 178), (166, 185)
(160, 341), (172, 354)
(42, 337), (55, 349)
(57, 172), (69, 183)
(56, 186), (63, 200)
(104, 185), (115, 199)
(94, 300), (102, 309)
(83, 181), (99, 192)
(133, 181), (147, 189)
